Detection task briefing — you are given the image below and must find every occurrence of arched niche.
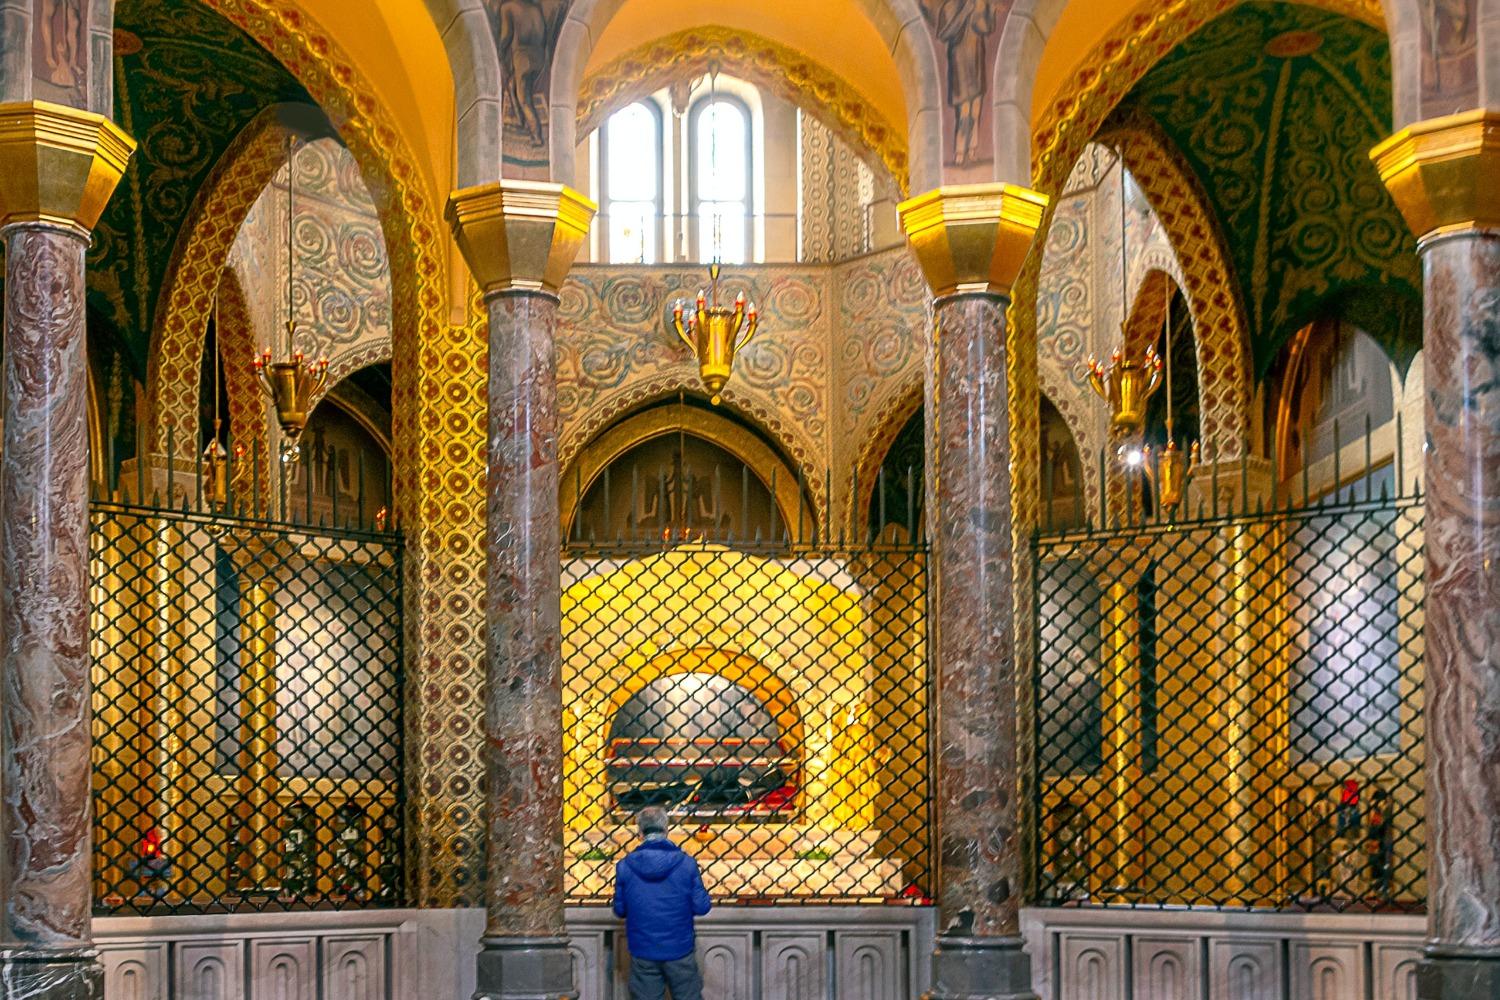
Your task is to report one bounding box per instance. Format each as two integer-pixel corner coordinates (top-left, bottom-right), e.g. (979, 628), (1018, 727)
(1041, 394), (1085, 530)
(561, 400), (814, 544)
(602, 647), (805, 821)
(1268, 317), (1399, 498)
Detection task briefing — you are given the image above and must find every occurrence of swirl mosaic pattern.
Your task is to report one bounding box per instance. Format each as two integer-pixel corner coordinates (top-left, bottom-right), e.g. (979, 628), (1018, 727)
(1122, 2), (1420, 374)
(557, 266), (831, 497)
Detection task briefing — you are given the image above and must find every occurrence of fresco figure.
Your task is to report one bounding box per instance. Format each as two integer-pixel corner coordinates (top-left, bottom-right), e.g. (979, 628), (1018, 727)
(933, 0), (995, 165)
(35, 0), (83, 90)
(1420, 0), (1478, 109)
(493, 0), (565, 150)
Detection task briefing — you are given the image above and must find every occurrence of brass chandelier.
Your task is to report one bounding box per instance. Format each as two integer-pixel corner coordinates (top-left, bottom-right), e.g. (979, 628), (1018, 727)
(1085, 145), (1199, 517)
(254, 135), (328, 462)
(671, 70), (759, 405)
(673, 261), (758, 405)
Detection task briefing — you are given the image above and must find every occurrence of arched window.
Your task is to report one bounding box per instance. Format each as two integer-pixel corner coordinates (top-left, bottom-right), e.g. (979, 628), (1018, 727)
(601, 101), (663, 263)
(690, 96), (751, 263)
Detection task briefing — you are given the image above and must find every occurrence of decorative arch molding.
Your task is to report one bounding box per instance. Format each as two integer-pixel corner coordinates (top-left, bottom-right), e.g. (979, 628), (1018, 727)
(558, 402), (815, 541)
(577, 26), (909, 194)
(175, 0), (464, 909)
(214, 265), (274, 496)
(321, 375), (395, 458)
(144, 106), (297, 462)
(147, 0), (445, 462)
(1014, 119), (1251, 466)
(1126, 245), (1185, 324)
(847, 374), (922, 537)
(1001, 0), (1395, 485)
(560, 380), (829, 527)
(1122, 267), (1177, 361)
(990, 0), (1389, 186)
(1038, 366), (1099, 515)
(1104, 120), (1250, 453)
(550, 0), (943, 192)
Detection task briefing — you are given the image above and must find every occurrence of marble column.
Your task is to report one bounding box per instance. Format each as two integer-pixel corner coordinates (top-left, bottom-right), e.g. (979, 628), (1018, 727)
(899, 184), (1046, 1000)
(1374, 110), (1500, 1000)
(446, 180), (594, 1000)
(0, 101), (132, 1000)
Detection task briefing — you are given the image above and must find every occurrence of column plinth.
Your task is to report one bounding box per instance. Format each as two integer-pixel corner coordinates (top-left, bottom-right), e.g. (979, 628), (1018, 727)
(447, 180), (594, 1000)
(0, 101), (132, 1000)
(1374, 110), (1500, 1000)
(900, 183), (1046, 1000)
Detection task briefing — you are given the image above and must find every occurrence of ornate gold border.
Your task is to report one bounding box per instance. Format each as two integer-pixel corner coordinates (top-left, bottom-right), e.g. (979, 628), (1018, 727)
(186, 0), (469, 906)
(558, 402), (815, 542)
(145, 107), (289, 464)
(577, 25), (909, 195)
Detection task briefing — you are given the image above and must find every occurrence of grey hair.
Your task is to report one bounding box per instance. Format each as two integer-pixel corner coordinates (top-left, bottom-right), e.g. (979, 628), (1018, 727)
(636, 806), (670, 836)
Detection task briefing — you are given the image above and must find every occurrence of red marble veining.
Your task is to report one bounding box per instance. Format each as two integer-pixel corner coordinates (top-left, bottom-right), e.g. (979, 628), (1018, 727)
(0, 227), (94, 947)
(1422, 233), (1500, 954)
(927, 294), (1022, 939)
(483, 291), (567, 937)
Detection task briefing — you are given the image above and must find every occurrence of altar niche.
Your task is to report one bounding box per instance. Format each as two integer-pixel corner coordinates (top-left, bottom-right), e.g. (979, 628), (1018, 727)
(559, 403), (931, 906)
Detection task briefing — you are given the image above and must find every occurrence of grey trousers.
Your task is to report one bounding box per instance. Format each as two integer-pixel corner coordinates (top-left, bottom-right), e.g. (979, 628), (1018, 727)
(628, 954), (704, 1000)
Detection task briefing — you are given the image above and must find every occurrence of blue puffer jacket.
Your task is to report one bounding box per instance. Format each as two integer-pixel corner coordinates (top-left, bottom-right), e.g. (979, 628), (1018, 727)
(612, 838), (712, 961)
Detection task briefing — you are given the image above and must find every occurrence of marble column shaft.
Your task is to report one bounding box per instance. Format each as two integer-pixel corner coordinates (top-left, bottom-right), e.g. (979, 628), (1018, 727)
(483, 288), (566, 939)
(0, 224), (100, 1000)
(900, 182), (1044, 1000)
(447, 177), (592, 1000)
(1420, 231), (1500, 958)
(927, 293), (1023, 939)
(1374, 109), (1500, 999)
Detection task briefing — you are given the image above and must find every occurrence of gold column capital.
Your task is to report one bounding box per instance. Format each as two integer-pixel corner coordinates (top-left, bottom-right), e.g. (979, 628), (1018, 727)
(1371, 109), (1500, 243)
(446, 179), (597, 297)
(897, 182), (1049, 298)
(0, 100), (136, 236)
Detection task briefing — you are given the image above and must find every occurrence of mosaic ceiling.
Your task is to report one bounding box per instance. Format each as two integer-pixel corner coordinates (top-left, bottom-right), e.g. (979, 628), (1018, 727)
(1120, 2), (1421, 376)
(89, 0), (310, 376)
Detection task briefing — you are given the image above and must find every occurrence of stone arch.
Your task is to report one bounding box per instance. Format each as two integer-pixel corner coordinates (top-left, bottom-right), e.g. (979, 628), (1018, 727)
(145, 0), (446, 466)
(561, 381), (831, 529)
(604, 647), (806, 767)
(420, 0), (504, 185)
(576, 26), (910, 193)
(549, 0), (943, 192)
(990, 0), (1390, 186)
(558, 400), (815, 541)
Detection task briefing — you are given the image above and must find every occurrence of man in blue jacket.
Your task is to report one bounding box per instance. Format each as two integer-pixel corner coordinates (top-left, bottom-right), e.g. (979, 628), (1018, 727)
(613, 807), (712, 999)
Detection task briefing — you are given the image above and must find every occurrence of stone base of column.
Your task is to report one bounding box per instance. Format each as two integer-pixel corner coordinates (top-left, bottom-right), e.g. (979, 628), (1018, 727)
(0, 948), (102, 1000)
(924, 935), (1037, 1000)
(1418, 952), (1500, 1000)
(473, 937), (577, 1000)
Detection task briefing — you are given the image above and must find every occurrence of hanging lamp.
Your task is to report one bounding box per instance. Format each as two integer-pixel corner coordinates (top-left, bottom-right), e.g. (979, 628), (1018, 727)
(672, 72), (759, 405)
(1144, 294), (1199, 516)
(203, 318), (229, 511)
(253, 135), (328, 463)
(1087, 146), (1162, 432)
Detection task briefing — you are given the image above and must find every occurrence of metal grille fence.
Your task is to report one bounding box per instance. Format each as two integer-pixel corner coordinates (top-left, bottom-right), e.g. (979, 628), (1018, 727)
(560, 532), (931, 905)
(90, 498), (404, 914)
(1032, 468), (1425, 911)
